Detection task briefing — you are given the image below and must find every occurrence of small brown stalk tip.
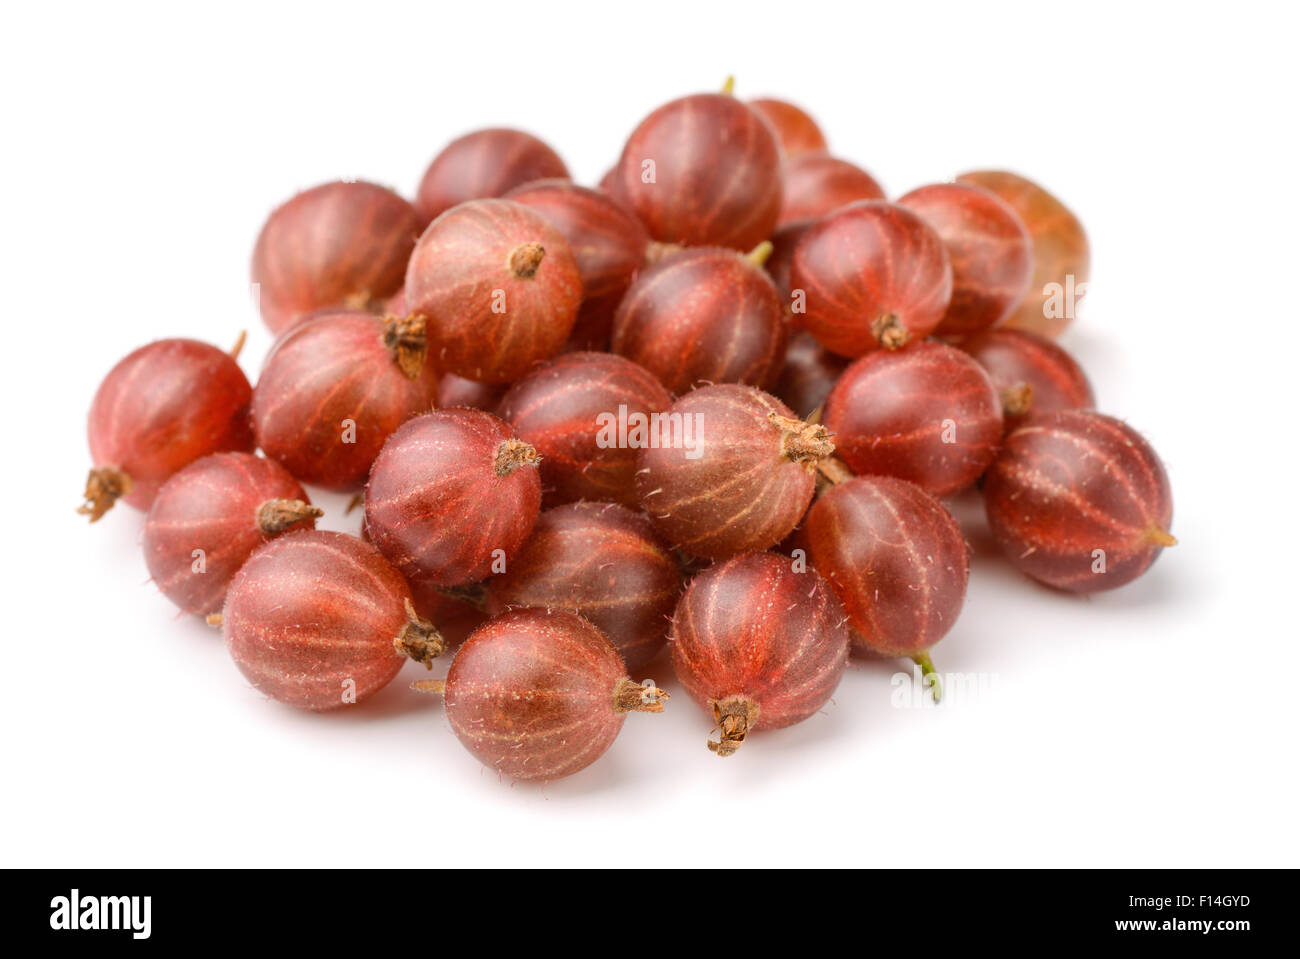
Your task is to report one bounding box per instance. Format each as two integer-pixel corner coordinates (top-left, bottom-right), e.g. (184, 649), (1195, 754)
(745, 240), (774, 268)
(495, 438), (542, 476)
(615, 678), (669, 714)
(509, 242), (546, 278)
(872, 314), (910, 350)
(382, 313), (428, 380)
(344, 493), (364, 515)
(770, 412), (834, 466)
(708, 696), (759, 757)
(205, 613), (224, 627)
(394, 598), (445, 668)
(1001, 382), (1034, 418)
(435, 582), (489, 611)
(1148, 527), (1179, 548)
(77, 467), (133, 523)
(411, 679), (446, 696)
(256, 498), (323, 535)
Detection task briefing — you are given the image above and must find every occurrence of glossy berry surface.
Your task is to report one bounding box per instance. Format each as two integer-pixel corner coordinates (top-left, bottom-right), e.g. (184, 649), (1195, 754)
(637, 385), (832, 559)
(437, 373), (507, 411)
(443, 607), (666, 782)
(898, 182), (1033, 335)
(251, 181), (422, 335)
(608, 92), (782, 251)
(505, 178), (650, 351)
(778, 154), (885, 226)
(405, 198), (582, 383)
(252, 310), (438, 489)
(415, 128), (569, 223)
(958, 328), (1095, 427)
(498, 352), (671, 507)
(956, 170), (1090, 338)
(823, 341), (1002, 497)
(746, 98), (828, 156)
(223, 530), (442, 711)
(772, 331), (849, 419)
(790, 201), (953, 357)
(365, 409), (542, 587)
(765, 218), (812, 303)
(799, 476), (968, 657)
(670, 551), (849, 756)
(611, 246), (787, 394)
(144, 452), (319, 616)
(983, 410), (1175, 592)
(82, 338), (254, 520)
(486, 502), (682, 672)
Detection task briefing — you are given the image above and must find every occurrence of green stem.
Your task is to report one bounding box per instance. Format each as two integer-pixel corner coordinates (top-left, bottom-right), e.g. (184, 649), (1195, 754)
(911, 652), (942, 704)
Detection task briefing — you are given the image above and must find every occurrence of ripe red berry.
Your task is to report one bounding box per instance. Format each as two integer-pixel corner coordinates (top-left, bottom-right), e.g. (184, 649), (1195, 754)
(81, 338), (254, 521)
(778, 154), (885, 226)
(498, 352), (671, 507)
(252, 310), (438, 489)
(772, 331), (849, 419)
(505, 178), (651, 350)
(486, 502), (682, 672)
(143, 452), (320, 617)
(670, 551), (849, 756)
(608, 92), (782, 251)
(765, 217), (812, 303)
(436, 373), (507, 411)
(982, 410), (1175, 592)
(897, 182), (1034, 336)
(223, 530), (444, 711)
(637, 385), (832, 559)
(415, 128), (569, 223)
(251, 181), (422, 335)
(957, 328), (1095, 427)
(365, 409), (542, 587)
(797, 475), (967, 684)
(405, 199), (582, 383)
(611, 246), (787, 394)
(956, 170), (1090, 339)
(790, 200), (953, 356)
(823, 341), (1002, 497)
(439, 607), (667, 781)
(746, 98), (828, 156)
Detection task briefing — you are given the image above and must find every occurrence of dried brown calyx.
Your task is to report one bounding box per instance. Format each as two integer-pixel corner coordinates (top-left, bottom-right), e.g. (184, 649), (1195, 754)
(494, 438), (542, 477)
(872, 313), (910, 350)
(708, 695), (760, 757)
(382, 313), (428, 380)
(1001, 382), (1034, 418)
(769, 412), (834, 469)
(256, 498), (323, 535)
(77, 467), (133, 523)
(509, 242), (546, 279)
(615, 678), (669, 714)
(393, 599), (446, 668)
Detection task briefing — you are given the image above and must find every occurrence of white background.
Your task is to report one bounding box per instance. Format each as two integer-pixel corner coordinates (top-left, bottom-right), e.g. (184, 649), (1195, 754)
(3, 1), (1297, 868)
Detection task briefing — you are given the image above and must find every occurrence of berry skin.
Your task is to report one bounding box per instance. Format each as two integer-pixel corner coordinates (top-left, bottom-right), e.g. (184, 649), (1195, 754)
(982, 410), (1175, 592)
(747, 98), (828, 156)
(670, 551), (849, 756)
(441, 607), (667, 782)
(778, 154), (885, 226)
(416, 128), (569, 223)
(957, 328), (1095, 427)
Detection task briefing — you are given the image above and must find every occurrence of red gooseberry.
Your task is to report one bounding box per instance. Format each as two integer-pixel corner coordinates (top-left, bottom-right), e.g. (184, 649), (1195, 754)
(636, 385), (833, 560)
(404, 198), (582, 383)
(498, 352), (672, 507)
(797, 475), (968, 693)
(143, 452), (321, 617)
(251, 180), (423, 335)
(898, 182), (1034, 336)
(778, 154), (885, 226)
(81, 338), (254, 521)
(415, 128), (569, 223)
(364, 409), (542, 588)
(434, 607), (668, 782)
(746, 97), (828, 156)
(252, 310), (438, 489)
(955, 170), (1090, 339)
(670, 551), (849, 756)
(222, 529), (444, 711)
(485, 502), (682, 672)
(772, 331), (849, 419)
(957, 328), (1095, 427)
(790, 200), (953, 357)
(982, 410), (1175, 592)
(611, 245), (787, 394)
(822, 341), (1003, 498)
(765, 218), (813, 302)
(437, 373), (507, 412)
(607, 92), (782, 251)
(505, 178), (651, 351)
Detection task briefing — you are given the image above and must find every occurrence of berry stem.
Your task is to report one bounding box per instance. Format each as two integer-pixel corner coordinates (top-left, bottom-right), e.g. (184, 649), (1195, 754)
(769, 412), (834, 467)
(708, 695), (759, 756)
(614, 678), (669, 713)
(77, 467), (133, 523)
(508, 242), (546, 278)
(411, 679), (446, 695)
(394, 599), (445, 668)
(205, 613), (224, 627)
(256, 498), (324, 535)
(1147, 527), (1179, 548)
(1001, 382), (1034, 418)
(381, 313), (429, 380)
(494, 438), (542, 476)
(745, 240), (774, 268)
(721, 75), (736, 96)
(229, 330), (247, 361)
(871, 313), (910, 350)
(815, 455), (854, 486)
(911, 652), (942, 704)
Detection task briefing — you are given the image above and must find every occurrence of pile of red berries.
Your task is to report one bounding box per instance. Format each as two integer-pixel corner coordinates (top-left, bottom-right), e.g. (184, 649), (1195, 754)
(81, 80), (1175, 782)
